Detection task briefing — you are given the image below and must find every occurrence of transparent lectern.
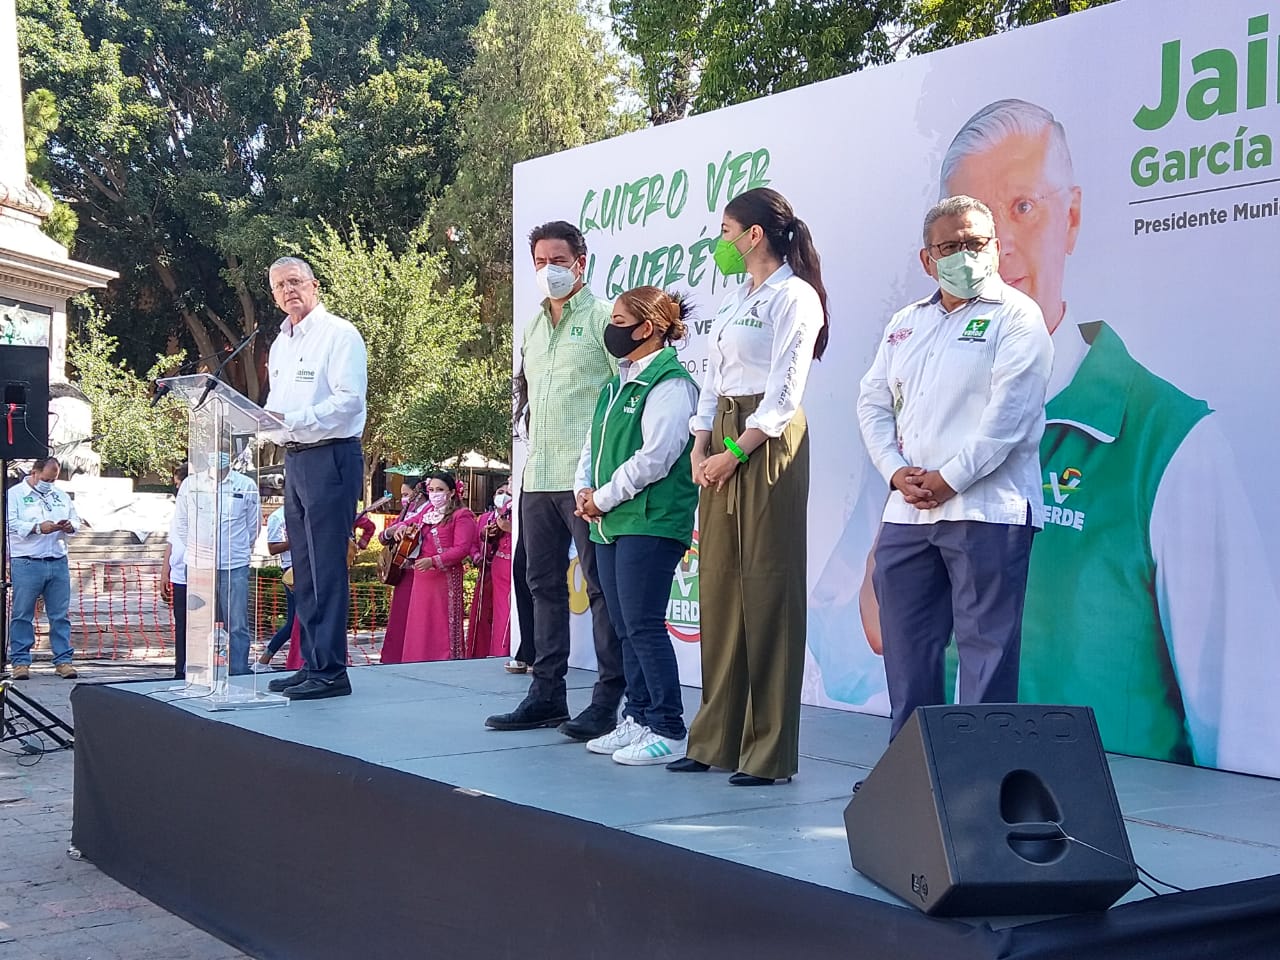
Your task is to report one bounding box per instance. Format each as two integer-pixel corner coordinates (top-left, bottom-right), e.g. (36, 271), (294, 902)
(158, 374), (287, 710)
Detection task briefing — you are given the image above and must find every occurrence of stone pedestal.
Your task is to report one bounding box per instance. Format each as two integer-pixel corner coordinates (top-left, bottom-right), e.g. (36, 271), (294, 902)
(1, 0), (116, 471)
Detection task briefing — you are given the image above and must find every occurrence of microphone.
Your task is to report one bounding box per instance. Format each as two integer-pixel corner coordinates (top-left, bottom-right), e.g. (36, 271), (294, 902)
(151, 344), (229, 406)
(194, 329), (259, 410)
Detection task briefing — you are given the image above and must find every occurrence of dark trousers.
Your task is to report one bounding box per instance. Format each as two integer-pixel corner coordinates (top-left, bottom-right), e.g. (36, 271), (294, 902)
(511, 530), (536, 665)
(521, 490), (622, 709)
(873, 519), (1035, 739)
(265, 584), (296, 658)
(173, 582), (187, 680)
(596, 535), (687, 740)
(284, 439), (363, 681)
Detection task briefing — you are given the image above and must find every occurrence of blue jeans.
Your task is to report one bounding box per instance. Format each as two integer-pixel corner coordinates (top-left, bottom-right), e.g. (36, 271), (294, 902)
(216, 566), (251, 676)
(595, 535), (688, 740)
(9, 556), (73, 666)
(265, 583), (296, 658)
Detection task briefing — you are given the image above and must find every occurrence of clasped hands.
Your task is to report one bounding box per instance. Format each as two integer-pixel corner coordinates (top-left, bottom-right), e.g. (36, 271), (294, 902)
(891, 466), (957, 511)
(39, 519), (73, 535)
(575, 488), (603, 521)
(692, 450), (739, 490)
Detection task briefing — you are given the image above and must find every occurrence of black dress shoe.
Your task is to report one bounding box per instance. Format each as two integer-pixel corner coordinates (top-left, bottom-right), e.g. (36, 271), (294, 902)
(728, 772), (792, 786)
(485, 697), (570, 731)
(268, 670), (309, 692)
(666, 757), (710, 773)
(282, 674), (352, 700)
(557, 703), (618, 741)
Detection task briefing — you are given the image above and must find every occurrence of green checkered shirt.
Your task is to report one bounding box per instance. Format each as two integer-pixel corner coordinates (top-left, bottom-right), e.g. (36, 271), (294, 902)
(521, 287), (617, 491)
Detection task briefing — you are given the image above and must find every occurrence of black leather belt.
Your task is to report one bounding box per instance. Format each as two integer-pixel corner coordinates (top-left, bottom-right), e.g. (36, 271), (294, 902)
(283, 436), (359, 453)
(16, 555), (62, 561)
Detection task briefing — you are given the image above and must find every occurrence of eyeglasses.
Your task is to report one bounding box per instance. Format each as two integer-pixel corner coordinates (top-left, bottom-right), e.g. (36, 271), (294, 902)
(927, 236), (994, 259)
(270, 277), (315, 293)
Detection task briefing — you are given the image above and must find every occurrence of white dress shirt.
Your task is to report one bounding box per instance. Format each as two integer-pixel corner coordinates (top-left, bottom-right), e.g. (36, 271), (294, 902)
(1047, 313), (1280, 773)
(265, 304), (368, 444)
(691, 264), (823, 437)
(172, 471), (261, 570)
(167, 505), (188, 586)
(7, 480), (80, 559)
(858, 278), (1052, 527)
(265, 506), (292, 570)
(575, 350), (699, 512)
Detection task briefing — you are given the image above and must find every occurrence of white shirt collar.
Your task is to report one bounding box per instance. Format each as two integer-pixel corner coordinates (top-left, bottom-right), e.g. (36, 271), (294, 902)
(279, 303), (327, 337)
(618, 348), (663, 384)
(1046, 306), (1089, 402)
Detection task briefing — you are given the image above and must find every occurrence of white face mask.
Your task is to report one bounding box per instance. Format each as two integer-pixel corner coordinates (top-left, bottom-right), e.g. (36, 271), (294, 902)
(494, 493), (510, 509)
(35, 479), (54, 494)
(535, 264), (578, 300)
(428, 490), (449, 511)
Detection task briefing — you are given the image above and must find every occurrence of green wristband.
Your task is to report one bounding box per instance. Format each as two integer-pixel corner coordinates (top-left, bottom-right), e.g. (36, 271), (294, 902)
(723, 437), (749, 463)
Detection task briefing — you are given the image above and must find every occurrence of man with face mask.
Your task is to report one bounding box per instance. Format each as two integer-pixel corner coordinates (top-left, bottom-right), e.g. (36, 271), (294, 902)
(857, 196), (1052, 739)
(485, 221), (622, 739)
(7, 457), (80, 680)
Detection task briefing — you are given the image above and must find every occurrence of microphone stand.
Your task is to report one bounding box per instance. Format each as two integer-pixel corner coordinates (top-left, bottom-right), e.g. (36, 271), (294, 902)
(194, 329), (259, 411)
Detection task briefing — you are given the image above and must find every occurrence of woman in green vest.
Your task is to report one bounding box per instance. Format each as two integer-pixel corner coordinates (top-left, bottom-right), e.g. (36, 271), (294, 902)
(573, 286), (701, 766)
(669, 187), (829, 786)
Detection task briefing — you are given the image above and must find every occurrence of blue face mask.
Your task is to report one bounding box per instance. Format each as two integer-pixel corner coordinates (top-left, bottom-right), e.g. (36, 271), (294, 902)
(35, 480), (53, 494)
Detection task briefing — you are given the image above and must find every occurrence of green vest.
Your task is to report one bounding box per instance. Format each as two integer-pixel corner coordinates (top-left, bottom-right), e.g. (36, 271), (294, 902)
(587, 347), (699, 546)
(1020, 321), (1211, 763)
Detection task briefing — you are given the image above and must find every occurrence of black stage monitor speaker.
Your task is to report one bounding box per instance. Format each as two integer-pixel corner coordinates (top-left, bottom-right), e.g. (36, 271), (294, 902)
(0, 345), (50, 460)
(844, 704), (1136, 917)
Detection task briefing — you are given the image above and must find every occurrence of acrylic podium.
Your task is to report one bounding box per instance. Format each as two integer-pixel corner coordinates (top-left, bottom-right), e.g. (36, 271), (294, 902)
(158, 374), (287, 710)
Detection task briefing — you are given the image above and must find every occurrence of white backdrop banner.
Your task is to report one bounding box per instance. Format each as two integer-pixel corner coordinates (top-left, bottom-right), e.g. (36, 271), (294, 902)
(512, 0), (1280, 778)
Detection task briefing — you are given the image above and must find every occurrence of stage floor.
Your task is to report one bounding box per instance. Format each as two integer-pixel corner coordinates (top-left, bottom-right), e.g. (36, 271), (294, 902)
(119, 658), (1280, 922)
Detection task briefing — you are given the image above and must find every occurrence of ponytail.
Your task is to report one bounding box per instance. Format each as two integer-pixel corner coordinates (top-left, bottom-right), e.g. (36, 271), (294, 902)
(786, 218), (829, 360)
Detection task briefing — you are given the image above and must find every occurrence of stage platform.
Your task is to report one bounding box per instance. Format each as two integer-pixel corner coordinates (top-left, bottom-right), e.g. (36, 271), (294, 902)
(71, 660), (1280, 959)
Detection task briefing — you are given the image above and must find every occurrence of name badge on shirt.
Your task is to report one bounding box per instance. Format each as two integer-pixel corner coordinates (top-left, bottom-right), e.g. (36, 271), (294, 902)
(958, 317), (992, 342)
(295, 367), (317, 383)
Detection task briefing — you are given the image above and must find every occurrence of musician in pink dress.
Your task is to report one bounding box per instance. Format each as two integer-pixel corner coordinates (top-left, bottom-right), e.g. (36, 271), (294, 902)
(382, 472), (478, 663)
(468, 479), (514, 659)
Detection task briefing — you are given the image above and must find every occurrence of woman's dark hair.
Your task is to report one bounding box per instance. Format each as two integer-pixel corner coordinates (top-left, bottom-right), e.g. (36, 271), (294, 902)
(513, 368), (530, 440)
(615, 286), (693, 345)
(173, 463), (190, 483)
(424, 471), (460, 520)
(723, 187), (829, 360)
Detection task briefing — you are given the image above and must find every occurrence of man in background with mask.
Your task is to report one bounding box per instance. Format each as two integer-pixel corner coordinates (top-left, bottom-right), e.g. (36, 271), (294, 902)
(485, 221), (622, 740)
(7, 457), (80, 680)
(856, 195), (1051, 739)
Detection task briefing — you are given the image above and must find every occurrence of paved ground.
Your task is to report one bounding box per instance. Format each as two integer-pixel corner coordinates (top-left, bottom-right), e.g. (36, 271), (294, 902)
(1, 662), (250, 960)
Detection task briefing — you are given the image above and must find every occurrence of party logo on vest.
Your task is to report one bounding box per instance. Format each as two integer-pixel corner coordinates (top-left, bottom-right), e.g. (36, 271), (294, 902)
(666, 531), (700, 643)
(1043, 467), (1087, 531)
(958, 316), (991, 341)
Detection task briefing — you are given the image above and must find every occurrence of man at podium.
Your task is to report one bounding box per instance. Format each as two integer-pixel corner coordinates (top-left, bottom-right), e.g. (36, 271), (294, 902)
(263, 256), (368, 701)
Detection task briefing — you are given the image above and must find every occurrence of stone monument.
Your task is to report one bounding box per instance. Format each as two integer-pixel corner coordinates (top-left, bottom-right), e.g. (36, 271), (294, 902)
(1, 0), (117, 474)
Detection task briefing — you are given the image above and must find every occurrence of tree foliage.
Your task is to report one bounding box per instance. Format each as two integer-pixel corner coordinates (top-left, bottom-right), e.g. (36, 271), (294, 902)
(438, 0), (630, 329)
(16, 0), (483, 394)
(305, 222), (508, 482)
(610, 0), (1116, 118)
(65, 307), (187, 478)
(900, 0), (1117, 55)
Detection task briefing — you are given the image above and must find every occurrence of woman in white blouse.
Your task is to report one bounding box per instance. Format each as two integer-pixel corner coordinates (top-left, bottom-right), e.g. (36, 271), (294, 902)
(666, 187), (829, 786)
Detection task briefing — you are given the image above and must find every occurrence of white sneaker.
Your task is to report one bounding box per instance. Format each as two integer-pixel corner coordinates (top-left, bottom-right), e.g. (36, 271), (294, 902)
(249, 660), (274, 674)
(613, 729), (687, 766)
(586, 716), (645, 755)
